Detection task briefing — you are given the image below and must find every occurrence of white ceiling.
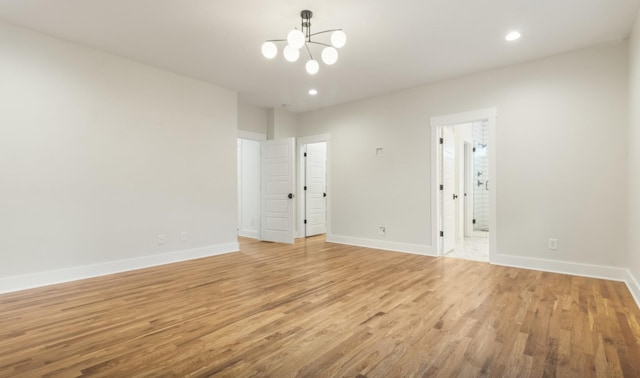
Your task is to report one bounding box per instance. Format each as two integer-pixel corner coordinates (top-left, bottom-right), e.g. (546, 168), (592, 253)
(1, 0), (639, 112)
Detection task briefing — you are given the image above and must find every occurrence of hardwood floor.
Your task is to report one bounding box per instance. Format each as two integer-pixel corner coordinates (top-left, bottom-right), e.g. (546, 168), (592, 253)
(1, 236), (639, 377)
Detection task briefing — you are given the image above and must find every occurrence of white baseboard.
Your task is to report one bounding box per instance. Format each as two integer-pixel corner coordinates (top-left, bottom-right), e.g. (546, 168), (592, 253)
(491, 253), (628, 281)
(238, 230), (259, 239)
(327, 234), (435, 256)
(625, 269), (640, 310)
(0, 242), (239, 294)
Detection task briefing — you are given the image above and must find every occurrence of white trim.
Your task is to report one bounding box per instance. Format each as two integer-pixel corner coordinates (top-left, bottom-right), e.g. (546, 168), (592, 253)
(237, 130), (266, 140)
(238, 230), (260, 239)
(625, 269), (640, 310)
(431, 108), (497, 127)
(430, 107), (497, 261)
(297, 134), (331, 239)
(0, 242), (239, 294)
(430, 124), (440, 254)
(492, 253), (627, 281)
(327, 234), (435, 256)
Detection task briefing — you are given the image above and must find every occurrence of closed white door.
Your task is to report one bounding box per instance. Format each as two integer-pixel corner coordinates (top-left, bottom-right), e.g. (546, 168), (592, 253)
(305, 142), (327, 236)
(442, 126), (456, 253)
(260, 138), (295, 244)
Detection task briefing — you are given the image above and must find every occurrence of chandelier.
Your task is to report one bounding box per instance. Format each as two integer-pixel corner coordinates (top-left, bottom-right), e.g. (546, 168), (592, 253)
(261, 10), (347, 75)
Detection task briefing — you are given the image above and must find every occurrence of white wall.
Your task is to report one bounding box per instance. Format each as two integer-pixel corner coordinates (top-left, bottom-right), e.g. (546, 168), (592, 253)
(267, 108), (298, 140)
(238, 101), (268, 134)
(629, 11), (640, 288)
(298, 42), (628, 267)
(0, 22), (238, 288)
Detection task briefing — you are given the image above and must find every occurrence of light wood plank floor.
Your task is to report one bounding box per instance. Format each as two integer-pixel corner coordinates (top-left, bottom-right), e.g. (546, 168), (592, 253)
(1, 236), (639, 377)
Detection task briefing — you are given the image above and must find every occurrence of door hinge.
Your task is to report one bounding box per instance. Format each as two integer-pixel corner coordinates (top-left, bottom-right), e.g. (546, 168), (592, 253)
(473, 219), (476, 224)
(440, 231), (444, 237)
(473, 147), (476, 152)
(439, 138), (443, 144)
(304, 186), (307, 190)
(304, 152), (307, 157)
(439, 184), (443, 191)
(304, 219), (307, 224)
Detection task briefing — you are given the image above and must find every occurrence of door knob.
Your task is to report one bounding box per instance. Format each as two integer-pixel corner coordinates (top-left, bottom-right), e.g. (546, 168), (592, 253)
(288, 193), (294, 199)
(323, 193), (327, 197)
(453, 194), (458, 200)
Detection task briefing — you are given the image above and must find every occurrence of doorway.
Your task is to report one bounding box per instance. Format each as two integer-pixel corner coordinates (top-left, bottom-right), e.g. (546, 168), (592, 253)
(237, 131), (265, 239)
(237, 132), (297, 244)
(430, 108), (496, 262)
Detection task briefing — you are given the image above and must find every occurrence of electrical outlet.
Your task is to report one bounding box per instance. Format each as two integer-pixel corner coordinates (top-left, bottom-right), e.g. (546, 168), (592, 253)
(548, 238), (558, 250)
(379, 226), (386, 236)
(180, 231), (188, 242)
(158, 234), (166, 245)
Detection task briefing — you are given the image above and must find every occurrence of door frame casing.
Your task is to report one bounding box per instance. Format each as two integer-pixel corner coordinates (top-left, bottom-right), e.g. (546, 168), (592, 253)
(296, 134), (331, 238)
(430, 108), (497, 261)
(463, 141), (474, 237)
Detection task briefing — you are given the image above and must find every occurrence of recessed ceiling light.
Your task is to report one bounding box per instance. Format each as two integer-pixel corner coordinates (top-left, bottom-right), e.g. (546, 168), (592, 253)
(308, 89), (318, 95)
(505, 31), (521, 41)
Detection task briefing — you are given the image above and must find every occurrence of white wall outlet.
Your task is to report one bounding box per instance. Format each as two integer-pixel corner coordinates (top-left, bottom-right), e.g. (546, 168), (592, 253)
(548, 238), (558, 250)
(180, 231), (188, 242)
(158, 234), (166, 245)
(376, 147), (383, 156)
(379, 226), (386, 236)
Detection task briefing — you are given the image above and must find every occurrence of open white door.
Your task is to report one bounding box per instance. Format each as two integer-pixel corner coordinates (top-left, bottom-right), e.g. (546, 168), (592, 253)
(463, 142), (474, 237)
(260, 138), (295, 244)
(442, 126), (456, 253)
(305, 142), (327, 236)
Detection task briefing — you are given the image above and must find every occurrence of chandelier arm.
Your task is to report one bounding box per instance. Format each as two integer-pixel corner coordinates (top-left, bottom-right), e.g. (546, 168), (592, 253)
(265, 39), (287, 43)
(306, 41), (332, 48)
(309, 29), (343, 37)
(304, 43), (314, 60)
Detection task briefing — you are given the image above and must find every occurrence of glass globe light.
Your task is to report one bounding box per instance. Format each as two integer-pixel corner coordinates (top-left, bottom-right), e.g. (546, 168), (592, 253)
(331, 30), (347, 48)
(505, 31), (521, 41)
(283, 45), (300, 62)
(261, 41), (278, 59)
(321, 46), (338, 65)
(305, 60), (319, 75)
(287, 29), (305, 49)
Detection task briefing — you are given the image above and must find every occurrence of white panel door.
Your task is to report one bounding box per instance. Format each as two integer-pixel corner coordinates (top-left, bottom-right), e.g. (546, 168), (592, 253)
(442, 127), (456, 253)
(305, 142), (327, 236)
(260, 138), (295, 244)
